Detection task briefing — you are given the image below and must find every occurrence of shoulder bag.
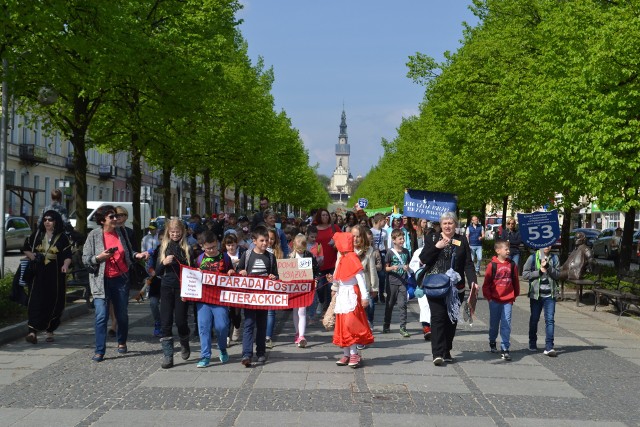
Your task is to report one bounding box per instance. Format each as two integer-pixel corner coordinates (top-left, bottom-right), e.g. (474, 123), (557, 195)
(422, 253), (456, 299)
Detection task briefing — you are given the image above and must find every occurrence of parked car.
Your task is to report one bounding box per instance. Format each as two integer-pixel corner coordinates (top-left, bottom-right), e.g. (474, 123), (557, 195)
(486, 223), (502, 240)
(568, 228), (599, 251)
(592, 227), (624, 259)
(4, 215), (31, 252)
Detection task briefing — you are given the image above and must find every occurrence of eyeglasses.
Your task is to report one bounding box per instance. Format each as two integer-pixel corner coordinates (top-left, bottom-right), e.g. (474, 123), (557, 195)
(116, 213), (127, 218)
(107, 214), (118, 220)
(43, 217), (54, 222)
(202, 246), (217, 251)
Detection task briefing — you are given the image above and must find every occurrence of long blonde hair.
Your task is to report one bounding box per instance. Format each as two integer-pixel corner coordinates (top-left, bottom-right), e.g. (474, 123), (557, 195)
(159, 218), (192, 266)
(290, 234), (306, 257)
(268, 228), (284, 259)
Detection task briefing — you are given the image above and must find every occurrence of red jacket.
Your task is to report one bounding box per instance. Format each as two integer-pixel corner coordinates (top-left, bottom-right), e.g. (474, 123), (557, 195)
(482, 256), (519, 303)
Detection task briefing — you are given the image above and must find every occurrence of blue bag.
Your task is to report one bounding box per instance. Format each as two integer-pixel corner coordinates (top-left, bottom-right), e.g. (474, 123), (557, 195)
(421, 254), (456, 299)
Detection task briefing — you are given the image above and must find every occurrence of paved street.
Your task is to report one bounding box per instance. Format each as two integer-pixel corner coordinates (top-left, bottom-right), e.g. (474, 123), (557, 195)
(1, 277), (639, 426)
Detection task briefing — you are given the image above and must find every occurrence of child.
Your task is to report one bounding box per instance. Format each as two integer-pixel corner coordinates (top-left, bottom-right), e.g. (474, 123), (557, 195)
(353, 226), (378, 330)
(306, 225), (324, 321)
(523, 245), (559, 356)
(383, 229), (411, 337)
(370, 213), (388, 304)
(156, 219), (195, 369)
(289, 234), (319, 348)
(195, 231), (234, 367)
(265, 228), (284, 348)
(331, 232), (373, 368)
(409, 246), (431, 340)
(223, 233), (245, 345)
(482, 239), (520, 360)
(237, 225), (279, 367)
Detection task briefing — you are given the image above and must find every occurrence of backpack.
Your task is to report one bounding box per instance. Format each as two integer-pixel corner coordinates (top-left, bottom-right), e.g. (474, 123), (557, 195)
(489, 259), (518, 284)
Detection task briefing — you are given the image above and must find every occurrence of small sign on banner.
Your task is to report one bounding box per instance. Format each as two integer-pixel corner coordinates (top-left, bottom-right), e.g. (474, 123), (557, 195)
(276, 258), (313, 281)
(517, 210), (561, 249)
(180, 268), (203, 299)
(358, 198), (369, 209)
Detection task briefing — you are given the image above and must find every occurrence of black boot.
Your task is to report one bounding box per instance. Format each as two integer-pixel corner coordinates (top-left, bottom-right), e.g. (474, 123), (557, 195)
(179, 335), (191, 360)
(160, 337), (174, 369)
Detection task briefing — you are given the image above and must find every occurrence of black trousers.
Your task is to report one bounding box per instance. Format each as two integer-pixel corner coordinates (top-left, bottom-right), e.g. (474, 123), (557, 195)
(428, 292), (465, 358)
(160, 285), (190, 338)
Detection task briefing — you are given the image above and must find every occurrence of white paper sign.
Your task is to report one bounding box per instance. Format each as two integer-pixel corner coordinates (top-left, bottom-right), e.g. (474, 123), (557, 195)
(180, 268), (203, 299)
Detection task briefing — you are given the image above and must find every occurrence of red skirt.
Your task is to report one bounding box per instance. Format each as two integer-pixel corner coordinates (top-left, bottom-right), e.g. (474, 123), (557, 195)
(333, 286), (374, 347)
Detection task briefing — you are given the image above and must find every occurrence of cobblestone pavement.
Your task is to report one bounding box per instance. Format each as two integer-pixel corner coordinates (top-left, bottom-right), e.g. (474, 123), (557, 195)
(1, 278), (639, 427)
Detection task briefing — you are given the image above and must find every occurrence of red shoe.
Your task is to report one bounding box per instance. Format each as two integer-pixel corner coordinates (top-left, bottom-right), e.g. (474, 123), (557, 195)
(348, 354), (361, 368)
(336, 355), (349, 366)
(423, 326), (431, 341)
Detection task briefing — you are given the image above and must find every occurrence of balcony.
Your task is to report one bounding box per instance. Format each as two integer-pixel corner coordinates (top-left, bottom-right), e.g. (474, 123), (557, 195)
(19, 144), (48, 164)
(65, 156), (75, 171)
(98, 165), (115, 180)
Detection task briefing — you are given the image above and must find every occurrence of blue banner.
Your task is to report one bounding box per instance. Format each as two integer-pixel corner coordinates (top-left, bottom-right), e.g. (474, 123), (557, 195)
(517, 210), (560, 249)
(403, 189), (458, 221)
(357, 198), (369, 209)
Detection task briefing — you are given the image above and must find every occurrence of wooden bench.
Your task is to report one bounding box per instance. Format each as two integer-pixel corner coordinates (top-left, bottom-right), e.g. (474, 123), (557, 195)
(594, 272), (640, 319)
(562, 278), (602, 306)
(66, 267), (92, 307)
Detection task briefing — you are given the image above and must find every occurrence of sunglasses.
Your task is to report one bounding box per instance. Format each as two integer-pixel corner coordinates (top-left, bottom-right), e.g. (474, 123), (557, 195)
(107, 214), (118, 220)
(43, 217), (55, 222)
(116, 213), (127, 218)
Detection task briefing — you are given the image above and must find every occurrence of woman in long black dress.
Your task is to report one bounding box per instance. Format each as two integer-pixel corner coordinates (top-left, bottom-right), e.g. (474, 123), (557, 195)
(23, 210), (72, 344)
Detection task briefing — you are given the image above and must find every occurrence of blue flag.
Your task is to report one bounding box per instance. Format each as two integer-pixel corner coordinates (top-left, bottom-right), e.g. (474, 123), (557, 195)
(517, 210), (560, 249)
(403, 189), (458, 221)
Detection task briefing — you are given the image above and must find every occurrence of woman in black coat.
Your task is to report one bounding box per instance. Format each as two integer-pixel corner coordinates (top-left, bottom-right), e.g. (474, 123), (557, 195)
(419, 212), (477, 366)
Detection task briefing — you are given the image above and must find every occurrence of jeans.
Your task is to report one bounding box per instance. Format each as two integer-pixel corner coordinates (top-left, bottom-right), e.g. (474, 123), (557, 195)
(197, 303), (229, 359)
(383, 283), (407, 329)
(510, 253), (520, 273)
(488, 300), (513, 351)
(242, 309), (267, 359)
(149, 296), (161, 324)
(529, 297), (556, 351)
(366, 296), (375, 326)
(160, 285), (190, 338)
(318, 270), (332, 310)
(266, 310), (276, 338)
(470, 245), (482, 273)
(94, 275), (129, 355)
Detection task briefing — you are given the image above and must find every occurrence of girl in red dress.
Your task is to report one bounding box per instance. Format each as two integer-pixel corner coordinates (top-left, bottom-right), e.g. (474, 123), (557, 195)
(331, 232), (374, 368)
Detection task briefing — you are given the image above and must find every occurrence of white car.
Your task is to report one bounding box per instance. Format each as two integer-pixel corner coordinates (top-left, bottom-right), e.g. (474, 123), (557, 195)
(4, 215), (31, 252)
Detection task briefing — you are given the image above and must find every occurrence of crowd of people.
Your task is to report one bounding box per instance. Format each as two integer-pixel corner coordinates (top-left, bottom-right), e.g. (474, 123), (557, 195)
(16, 193), (563, 368)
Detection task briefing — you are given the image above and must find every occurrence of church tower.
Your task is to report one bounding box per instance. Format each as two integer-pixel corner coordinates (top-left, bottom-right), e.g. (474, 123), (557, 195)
(328, 109), (353, 202)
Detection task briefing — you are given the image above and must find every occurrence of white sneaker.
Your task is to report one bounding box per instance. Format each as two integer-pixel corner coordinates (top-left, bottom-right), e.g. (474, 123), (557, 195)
(543, 349), (557, 357)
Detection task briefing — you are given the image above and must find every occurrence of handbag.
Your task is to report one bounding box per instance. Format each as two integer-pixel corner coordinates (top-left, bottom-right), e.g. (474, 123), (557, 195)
(129, 260), (150, 287)
(322, 293), (337, 331)
(422, 253), (456, 299)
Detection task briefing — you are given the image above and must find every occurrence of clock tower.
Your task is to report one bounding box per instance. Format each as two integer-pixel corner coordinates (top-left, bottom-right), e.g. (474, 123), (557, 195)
(328, 109), (353, 202)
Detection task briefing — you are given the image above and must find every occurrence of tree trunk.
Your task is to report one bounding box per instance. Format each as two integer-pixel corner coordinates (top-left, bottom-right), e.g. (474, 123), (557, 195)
(130, 143), (142, 251)
(190, 173), (197, 216)
(71, 132), (88, 234)
(561, 204), (572, 264)
(162, 167), (172, 216)
(219, 179), (226, 213)
(620, 207), (635, 273)
(234, 186), (240, 212)
(501, 196), (509, 228)
(203, 168), (211, 217)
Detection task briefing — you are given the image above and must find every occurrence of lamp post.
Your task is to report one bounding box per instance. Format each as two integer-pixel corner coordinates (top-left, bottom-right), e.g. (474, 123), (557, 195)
(0, 59), (9, 277)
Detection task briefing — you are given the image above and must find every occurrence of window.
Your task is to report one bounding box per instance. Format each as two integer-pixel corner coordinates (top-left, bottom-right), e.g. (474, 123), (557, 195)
(603, 212), (621, 229)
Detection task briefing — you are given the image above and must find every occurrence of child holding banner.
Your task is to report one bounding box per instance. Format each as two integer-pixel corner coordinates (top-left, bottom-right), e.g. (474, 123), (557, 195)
(223, 233), (245, 345)
(331, 232), (373, 369)
(195, 231), (234, 368)
(237, 225), (279, 367)
(265, 228), (284, 348)
(289, 234), (319, 348)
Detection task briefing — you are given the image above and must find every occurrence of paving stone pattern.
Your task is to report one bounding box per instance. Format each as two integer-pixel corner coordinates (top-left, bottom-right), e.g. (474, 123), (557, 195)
(0, 278), (639, 426)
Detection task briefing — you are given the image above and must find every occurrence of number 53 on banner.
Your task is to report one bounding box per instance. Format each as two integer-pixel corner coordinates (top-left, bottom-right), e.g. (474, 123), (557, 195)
(517, 210), (561, 249)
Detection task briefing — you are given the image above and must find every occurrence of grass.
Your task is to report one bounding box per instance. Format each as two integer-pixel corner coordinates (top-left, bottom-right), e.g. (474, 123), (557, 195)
(0, 273), (27, 328)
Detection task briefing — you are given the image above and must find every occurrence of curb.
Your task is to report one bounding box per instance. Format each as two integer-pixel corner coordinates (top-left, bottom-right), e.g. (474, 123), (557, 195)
(0, 302), (92, 347)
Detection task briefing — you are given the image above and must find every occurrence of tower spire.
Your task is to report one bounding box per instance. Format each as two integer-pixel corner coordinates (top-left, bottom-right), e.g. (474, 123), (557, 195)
(339, 109), (347, 137)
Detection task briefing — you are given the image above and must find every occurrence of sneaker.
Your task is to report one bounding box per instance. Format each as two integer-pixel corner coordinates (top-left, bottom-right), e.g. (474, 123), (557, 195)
(423, 326), (431, 341)
(227, 337), (232, 347)
(433, 356), (444, 366)
(336, 355), (349, 366)
(382, 327), (391, 334)
(399, 328), (410, 338)
(444, 352), (454, 363)
(257, 355), (266, 364)
(232, 328), (241, 342)
(543, 349), (557, 357)
(241, 357), (252, 367)
(489, 342), (498, 353)
(356, 344), (367, 350)
(501, 350), (512, 361)
(196, 357), (210, 368)
(528, 346), (538, 352)
(348, 354), (361, 368)
(265, 338), (274, 349)
(219, 352), (229, 363)
(296, 336), (307, 348)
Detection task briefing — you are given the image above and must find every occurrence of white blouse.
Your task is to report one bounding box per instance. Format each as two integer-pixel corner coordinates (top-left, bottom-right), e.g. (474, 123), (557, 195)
(334, 271), (369, 314)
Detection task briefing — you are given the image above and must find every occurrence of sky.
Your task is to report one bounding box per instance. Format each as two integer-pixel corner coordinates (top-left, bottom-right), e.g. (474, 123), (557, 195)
(238, 1), (479, 178)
